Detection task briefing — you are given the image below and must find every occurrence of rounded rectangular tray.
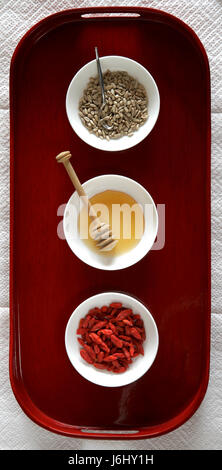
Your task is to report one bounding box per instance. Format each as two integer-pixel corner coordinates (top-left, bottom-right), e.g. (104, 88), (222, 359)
(9, 6), (211, 439)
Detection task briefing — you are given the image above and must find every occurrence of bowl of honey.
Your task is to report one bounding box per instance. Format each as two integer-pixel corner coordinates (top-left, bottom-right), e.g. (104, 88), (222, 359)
(63, 174), (158, 270)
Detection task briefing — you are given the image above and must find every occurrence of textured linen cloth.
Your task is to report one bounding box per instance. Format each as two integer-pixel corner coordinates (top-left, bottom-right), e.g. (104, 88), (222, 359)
(0, 0), (221, 450)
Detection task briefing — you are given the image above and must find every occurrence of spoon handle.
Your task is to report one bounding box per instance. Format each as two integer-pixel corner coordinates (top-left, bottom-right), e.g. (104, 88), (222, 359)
(95, 46), (106, 105)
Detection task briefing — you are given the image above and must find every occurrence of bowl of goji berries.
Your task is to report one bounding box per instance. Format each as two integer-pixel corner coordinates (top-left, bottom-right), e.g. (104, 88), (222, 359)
(65, 292), (159, 387)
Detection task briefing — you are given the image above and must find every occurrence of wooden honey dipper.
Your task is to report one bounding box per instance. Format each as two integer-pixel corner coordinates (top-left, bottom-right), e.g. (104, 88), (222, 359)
(56, 151), (118, 252)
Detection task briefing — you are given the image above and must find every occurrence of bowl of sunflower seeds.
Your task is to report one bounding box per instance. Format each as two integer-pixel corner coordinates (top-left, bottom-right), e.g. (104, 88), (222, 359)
(66, 55), (160, 152)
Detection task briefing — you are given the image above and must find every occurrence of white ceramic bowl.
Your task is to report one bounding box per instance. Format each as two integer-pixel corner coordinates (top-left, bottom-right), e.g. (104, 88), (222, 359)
(63, 174), (158, 271)
(65, 292), (159, 387)
(66, 55), (160, 152)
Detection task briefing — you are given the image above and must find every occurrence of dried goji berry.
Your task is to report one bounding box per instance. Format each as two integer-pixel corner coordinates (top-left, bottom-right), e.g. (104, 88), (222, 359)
(90, 320), (107, 332)
(108, 309), (117, 318)
(125, 325), (131, 336)
(78, 318), (84, 328)
(80, 349), (93, 364)
(88, 317), (96, 328)
(108, 322), (117, 333)
(119, 335), (132, 342)
(85, 332), (93, 344)
(82, 314), (91, 328)
(116, 326), (124, 334)
(89, 332), (103, 344)
(113, 352), (125, 359)
(89, 307), (101, 316)
(110, 334), (123, 348)
(133, 352), (140, 358)
(133, 314), (141, 320)
(89, 333), (110, 352)
(93, 363), (106, 369)
(123, 347), (131, 361)
(76, 327), (86, 335)
(77, 337), (85, 347)
(98, 329), (113, 336)
(93, 344), (100, 354)
(97, 351), (104, 362)
(112, 360), (121, 369)
(135, 318), (143, 327)
(130, 327), (142, 340)
(116, 309), (132, 321)
(110, 302), (122, 308)
(103, 354), (119, 362)
(129, 344), (135, 357)
(114, 366), (127, 373)
(83, 343), (96, 360)
(101, 306), (108, 313)
(123, 318), (133, 326)
(137, 343), (144, 355)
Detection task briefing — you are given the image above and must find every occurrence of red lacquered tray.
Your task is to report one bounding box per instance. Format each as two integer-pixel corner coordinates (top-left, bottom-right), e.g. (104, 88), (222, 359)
(9, 7), (211, 439)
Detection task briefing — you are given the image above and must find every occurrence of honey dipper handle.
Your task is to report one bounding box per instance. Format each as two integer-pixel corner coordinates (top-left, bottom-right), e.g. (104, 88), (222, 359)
(56, 151), (86, 198)
(56, 151), (97, 220)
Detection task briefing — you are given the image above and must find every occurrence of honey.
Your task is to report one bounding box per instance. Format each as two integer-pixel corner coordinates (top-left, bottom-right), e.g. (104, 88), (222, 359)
(78, 190), (144, 256)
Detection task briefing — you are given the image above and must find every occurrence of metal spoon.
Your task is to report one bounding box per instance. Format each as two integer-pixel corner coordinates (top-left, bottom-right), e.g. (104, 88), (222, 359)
(95, 47), (113, 131)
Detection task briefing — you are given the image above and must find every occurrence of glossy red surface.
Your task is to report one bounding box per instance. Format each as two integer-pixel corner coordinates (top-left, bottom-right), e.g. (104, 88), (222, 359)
(10, 7), (211, 439)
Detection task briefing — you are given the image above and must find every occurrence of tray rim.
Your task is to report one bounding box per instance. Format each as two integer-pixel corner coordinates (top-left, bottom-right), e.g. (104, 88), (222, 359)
(9, 5), (211, 440)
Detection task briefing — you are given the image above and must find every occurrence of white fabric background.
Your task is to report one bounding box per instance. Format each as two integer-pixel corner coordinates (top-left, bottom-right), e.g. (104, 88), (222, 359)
(0, 0), (221, 450)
